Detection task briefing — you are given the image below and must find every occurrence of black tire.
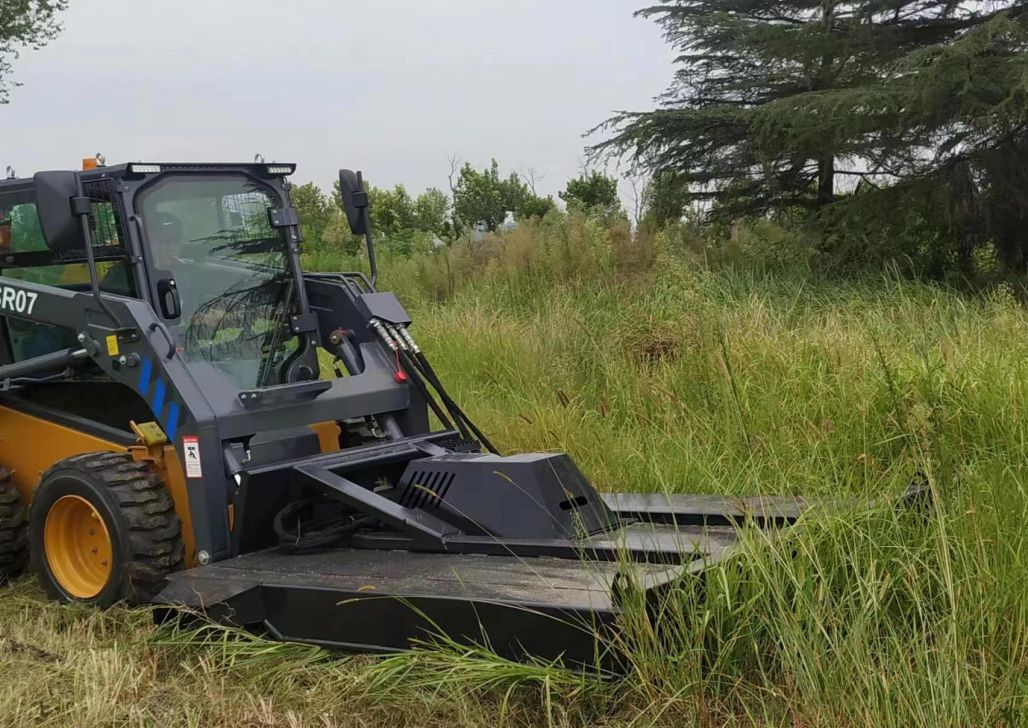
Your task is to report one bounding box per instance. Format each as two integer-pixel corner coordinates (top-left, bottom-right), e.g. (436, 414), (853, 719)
(30, 452), (184, 606)
(0, 468), (28, 584)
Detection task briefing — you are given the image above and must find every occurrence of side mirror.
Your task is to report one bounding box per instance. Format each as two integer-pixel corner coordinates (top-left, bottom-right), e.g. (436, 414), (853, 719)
(156, 276), (181, 320)
(32, 171), (85, 252)
(338, 169), (368, 236)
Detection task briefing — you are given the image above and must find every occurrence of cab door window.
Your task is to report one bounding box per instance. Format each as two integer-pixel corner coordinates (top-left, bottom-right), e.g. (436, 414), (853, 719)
(0, 185), (135, 362)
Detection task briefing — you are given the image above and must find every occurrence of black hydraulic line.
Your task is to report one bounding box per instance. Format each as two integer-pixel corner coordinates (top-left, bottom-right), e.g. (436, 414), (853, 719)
(395, 347), (458, 434)
(415, 349), (499, 452)
(273, 499), (375, 553)
(399, 348), (470, 440)
(374, 320), (497, 453)
(409, 350), (499, 455)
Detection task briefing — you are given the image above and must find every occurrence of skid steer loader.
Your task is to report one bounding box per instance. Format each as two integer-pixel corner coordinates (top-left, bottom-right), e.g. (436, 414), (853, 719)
(0, 158), (852, 666)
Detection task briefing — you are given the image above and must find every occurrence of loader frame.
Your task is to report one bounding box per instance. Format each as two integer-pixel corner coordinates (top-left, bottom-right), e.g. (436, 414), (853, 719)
(0, 164), (439, 564)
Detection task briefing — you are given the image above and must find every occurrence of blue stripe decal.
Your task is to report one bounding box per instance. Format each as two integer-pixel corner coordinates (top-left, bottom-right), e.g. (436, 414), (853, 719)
(152, 379), (166, 418)
(139, 358), (153, 396)
(165, 402), (179, 442)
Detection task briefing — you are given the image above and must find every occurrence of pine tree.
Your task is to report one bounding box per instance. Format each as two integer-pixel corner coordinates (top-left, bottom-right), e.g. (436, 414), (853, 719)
(594, 1), (1027, 240)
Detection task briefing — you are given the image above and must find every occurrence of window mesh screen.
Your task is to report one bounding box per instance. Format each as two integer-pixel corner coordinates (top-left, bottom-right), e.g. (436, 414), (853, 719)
(82, 178), (129, 251)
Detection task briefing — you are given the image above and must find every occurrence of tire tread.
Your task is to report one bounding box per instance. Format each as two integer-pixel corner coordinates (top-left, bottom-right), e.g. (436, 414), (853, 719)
(39, 452), (184, 604)
(0, 469), (27, 583)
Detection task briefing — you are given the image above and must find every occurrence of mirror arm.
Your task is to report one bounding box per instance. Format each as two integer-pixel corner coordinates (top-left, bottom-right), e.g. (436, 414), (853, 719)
(71, 194), (126, 331)
(356, 171), (378, 288)
(363, 206), (378, 289)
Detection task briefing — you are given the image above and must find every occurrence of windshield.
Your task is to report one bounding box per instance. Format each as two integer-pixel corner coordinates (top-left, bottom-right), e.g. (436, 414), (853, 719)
(137, 174), (298, 388)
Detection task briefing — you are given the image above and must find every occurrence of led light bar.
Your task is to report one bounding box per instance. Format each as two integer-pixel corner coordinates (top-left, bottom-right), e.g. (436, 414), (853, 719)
(265, 165), (296, 176)
(129, 164), (162, 174)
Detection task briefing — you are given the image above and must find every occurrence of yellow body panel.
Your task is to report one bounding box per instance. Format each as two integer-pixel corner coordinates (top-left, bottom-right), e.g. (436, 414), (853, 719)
(0, 404), (129, 501)
(149, 444), (196, 567)
(0, 405), (198, 567)
(0, 407), (346, 574)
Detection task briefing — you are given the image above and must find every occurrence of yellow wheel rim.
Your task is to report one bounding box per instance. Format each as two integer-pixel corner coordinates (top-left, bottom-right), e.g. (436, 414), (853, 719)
(44, 495), (112, 599)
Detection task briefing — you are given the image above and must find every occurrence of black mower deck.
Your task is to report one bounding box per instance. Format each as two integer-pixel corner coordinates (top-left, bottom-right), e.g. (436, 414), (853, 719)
(156, 493), (814, 665)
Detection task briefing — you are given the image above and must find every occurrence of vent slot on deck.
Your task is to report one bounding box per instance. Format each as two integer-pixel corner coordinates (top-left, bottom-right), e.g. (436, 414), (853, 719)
(400, 469), (455, 509)
(559, 495), (590, 511)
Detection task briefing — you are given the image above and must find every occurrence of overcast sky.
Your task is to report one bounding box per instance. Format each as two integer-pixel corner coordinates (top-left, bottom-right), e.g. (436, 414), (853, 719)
(0, 1), (673, 201)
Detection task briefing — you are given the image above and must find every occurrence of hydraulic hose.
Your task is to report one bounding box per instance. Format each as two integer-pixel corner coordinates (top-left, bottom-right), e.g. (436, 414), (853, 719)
(273, 499), (375, 553)
(374, 319), (499, 455)
(408, 349), (499, 455)
(395, 347), (458, 434)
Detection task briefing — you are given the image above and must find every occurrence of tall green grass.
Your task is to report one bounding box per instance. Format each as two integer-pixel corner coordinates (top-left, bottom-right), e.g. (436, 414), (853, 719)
(0, 216), (1023, 726)
(306, 216), (1027, 725)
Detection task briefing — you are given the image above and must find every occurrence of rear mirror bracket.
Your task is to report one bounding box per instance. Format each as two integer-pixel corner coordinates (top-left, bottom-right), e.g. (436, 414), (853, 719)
(337, 169), (378, 287)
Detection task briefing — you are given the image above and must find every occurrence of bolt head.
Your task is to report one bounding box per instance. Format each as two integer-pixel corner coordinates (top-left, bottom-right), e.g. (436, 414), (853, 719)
(197, 550), (211, 565)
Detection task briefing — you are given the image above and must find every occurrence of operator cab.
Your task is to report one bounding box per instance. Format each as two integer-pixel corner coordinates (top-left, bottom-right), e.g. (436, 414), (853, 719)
(0, 159), (317, 436)
(0, 160), (315, 392)
(135, 172), (308, 388)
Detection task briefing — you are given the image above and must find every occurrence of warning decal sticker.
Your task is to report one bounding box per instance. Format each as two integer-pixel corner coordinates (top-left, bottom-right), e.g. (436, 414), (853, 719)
(183, 436), (203, 479)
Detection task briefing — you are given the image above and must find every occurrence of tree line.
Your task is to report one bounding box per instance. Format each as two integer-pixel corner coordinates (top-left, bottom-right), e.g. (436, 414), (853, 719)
(6, 1), (1026, 277)
(594, 0), (1028, 276)
(289, 161), (633, 257)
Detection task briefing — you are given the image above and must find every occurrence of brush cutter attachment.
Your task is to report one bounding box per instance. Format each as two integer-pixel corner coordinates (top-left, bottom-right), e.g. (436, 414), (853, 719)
(156, 438), (815, 667)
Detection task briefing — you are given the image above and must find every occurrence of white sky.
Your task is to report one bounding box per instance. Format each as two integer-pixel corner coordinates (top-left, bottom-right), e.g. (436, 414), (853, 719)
(0, 0), (673, 200)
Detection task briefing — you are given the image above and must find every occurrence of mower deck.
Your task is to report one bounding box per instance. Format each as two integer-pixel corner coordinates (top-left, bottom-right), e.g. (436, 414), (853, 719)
(156, 493), (812, 665)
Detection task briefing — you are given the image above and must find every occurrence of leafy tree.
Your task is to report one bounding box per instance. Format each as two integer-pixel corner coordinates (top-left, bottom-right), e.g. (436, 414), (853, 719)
(838, 12), (1028, 271)
(412, 188), (452, 240)
(320, 214), (361, 256)
(594, 1), (1027, 230)
(291, 182), (336, 245)
(368, 184), (452, 243)
(560, 172), (622, 217)
(367, 184), (416, 239)
(453, 160), (554, 232)
(518, 194), (557, 221)
(1, 0), (67, 103)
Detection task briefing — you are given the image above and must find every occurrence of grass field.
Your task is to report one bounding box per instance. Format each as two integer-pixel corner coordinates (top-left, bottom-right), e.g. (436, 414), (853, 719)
(1, 217), (1025, 726)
